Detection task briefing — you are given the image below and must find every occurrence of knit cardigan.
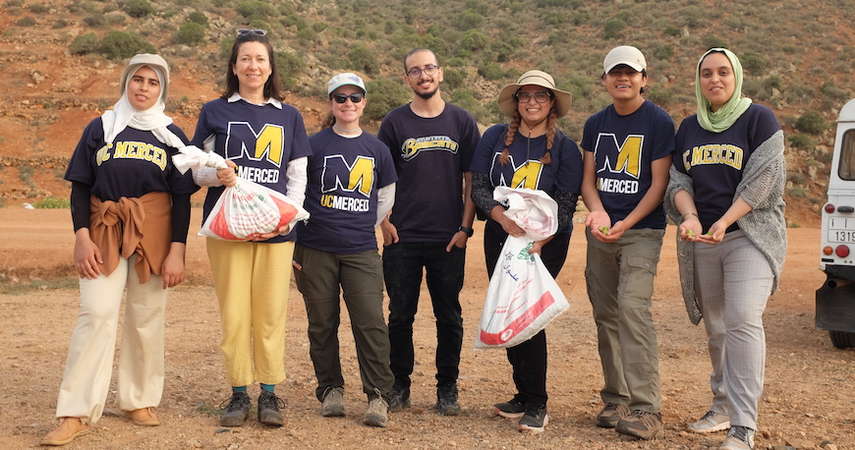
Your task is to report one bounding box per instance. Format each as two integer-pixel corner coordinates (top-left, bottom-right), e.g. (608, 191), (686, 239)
(663, 129), (787, 325)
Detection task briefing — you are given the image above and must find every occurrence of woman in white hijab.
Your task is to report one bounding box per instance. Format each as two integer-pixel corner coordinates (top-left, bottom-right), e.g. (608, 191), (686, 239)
(42, 54), (197, 446)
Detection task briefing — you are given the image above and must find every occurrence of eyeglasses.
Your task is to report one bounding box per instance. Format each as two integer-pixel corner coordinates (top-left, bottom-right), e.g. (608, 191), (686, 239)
(332, 93), (364, 104)
(236, 28), (267, 37)
(406, 64), (439, 78)
(515, 90), (553, 104)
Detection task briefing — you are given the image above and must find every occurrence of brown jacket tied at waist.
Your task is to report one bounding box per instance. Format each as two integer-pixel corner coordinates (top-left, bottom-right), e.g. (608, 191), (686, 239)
(89, 192), (171, 283)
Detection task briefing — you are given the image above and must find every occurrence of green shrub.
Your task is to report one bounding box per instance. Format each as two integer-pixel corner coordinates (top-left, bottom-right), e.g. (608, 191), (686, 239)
(15, 16), (36, 26)
(741, 52), (768, 75)
(52, 19), (68, 28)
(187, 11), (207, 25)
(460, 30), (488, 52)
(663, 25), (681, 37)
(820, 81), (847, 100)
(70, 33), (100, 55)
(603, 18), (626, 39)
(646, 86), (676, 107)
(28, 3), (48, 13)
(99, 31), (156, 59)
(276, 51), (303, 90)
(106, 13), (126, 25)
(83, 14), (105, 27)
(788, 134), (815, 149)
(348, 45), (378, 75)
(651, 44), (673, 61)
(236, 0), (273, 18)
(34, 197), (70, 209)
(795, 111), (827, 135)
(454, 10), (484, 29)
(122, 0), (153, 18)
(175, 22), (205, 45)
(443, 68), (466, 90)
(703, 34), (727, 50)
(364, 79), (411, 121)
(477, 63), (504, 81)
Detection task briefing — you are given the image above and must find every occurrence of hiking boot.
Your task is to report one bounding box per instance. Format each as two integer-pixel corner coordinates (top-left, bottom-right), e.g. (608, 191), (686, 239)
(518, 405), (549, 433)
(719, 426), (755, 450)
(387, 384), (410, 412)
(615, 410), (664, 440)
(434, 385), (461, 416)
(320, 387), (345, 417)
(493, 397), (526, 419)
(364, 390), (389, 428)
(596, 402), (630, 428)
(41, 417), (91, 446)
(257, 390), (285, 427)
(688, 410), (731, 433)
(219, 391), (251, 427)
(127, 407), (160, 426)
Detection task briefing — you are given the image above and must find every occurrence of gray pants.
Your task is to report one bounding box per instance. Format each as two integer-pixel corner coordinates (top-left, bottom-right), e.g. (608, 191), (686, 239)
(695, 230), (772, 430)
(585, 228), (664, 413)
(293, 244), (394, 401)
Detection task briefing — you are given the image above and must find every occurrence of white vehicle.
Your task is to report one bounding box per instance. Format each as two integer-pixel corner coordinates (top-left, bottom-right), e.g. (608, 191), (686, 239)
(817, 98), (855, 348)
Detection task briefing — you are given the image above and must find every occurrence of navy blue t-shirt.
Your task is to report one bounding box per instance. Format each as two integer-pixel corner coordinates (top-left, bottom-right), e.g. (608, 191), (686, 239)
(377, 103), (480, 243)
(191, 97), (312, 243)
(674, 103), (780, 232)
(296, 128), (398, 253)
(470, 124), (582, 233)
(581, 100), (676, 229)
(65, 117), (197, 201)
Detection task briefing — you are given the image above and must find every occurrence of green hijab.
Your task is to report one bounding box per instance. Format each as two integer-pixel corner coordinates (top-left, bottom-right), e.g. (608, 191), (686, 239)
(695, 47), (752, 133)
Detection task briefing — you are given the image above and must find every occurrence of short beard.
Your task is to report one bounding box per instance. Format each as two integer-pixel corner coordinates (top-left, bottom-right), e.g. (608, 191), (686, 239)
(415, 87), (438, 100)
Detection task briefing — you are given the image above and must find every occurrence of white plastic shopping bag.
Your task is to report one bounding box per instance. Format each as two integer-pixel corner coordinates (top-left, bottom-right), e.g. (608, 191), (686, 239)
(475, 187), (568, 348)
(475, 236), (569, 348)
(172, 146), (309, 241)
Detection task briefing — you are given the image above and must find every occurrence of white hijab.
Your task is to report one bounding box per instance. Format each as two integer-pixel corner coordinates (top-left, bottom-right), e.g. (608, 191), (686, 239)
(101, 53), (186, 150)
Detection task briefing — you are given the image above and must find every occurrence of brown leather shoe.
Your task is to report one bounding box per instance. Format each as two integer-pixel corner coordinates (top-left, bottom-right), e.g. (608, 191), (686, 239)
(41, 417), (91, 446)
(128, 407), (160, 426)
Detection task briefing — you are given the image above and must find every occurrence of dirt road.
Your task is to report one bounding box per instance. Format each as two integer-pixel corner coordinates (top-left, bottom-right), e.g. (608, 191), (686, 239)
(0, 208), (852, 449)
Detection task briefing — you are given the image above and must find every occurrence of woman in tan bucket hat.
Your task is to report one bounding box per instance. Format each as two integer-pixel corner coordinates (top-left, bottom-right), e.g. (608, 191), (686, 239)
(470, 70), (583, 433)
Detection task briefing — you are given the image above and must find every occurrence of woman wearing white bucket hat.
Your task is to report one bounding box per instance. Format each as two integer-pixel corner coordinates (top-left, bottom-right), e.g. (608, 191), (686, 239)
(471, 70), (582, 433)
(293, 72), (398, 427)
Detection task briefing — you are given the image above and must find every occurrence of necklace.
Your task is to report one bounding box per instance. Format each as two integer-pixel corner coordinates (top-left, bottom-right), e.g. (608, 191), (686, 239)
(333, 125), (362, 137)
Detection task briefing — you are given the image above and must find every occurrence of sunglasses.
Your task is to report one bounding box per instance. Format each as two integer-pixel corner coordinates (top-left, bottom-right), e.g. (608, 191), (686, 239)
(236, 28), (267, 37)
(332, 93), (364, 104)
(515, 90), (553, 104)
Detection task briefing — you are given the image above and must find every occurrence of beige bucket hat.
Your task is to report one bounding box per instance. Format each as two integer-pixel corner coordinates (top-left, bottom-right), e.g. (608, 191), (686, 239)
(498, 70), (572, 118)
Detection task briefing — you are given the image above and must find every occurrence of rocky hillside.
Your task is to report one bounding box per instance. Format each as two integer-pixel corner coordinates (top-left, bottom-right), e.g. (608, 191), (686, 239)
(1, 0), (852, 226)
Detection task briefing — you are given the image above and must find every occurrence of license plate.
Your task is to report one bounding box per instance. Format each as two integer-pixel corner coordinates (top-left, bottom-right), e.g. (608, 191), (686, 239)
(828, 229), (855, 243)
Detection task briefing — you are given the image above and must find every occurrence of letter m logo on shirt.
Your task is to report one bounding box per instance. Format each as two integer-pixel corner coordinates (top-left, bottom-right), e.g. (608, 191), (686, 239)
(321, 155), (375, 197)
(490, 154), (543, 190)
(225, 122), (285, 167)
(595, 133), (644, 179)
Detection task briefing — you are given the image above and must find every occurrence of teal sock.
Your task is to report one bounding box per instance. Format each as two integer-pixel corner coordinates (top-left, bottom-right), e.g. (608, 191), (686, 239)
(260, 383), (275, 393)
(232, 386), (247, 394)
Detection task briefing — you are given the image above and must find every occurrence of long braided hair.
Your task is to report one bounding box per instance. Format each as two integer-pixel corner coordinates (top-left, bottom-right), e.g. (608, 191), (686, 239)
(498, 106), (558, 166)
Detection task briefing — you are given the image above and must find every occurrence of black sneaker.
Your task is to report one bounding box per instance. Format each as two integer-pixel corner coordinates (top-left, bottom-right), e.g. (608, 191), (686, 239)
(493, 397), (526, 419)
(219, 391), (251, 427)
(387, 384), (410, 412)
(434, 385), (461, 416)
(518, 405), (549, 433)
(257, 390), (285, 427)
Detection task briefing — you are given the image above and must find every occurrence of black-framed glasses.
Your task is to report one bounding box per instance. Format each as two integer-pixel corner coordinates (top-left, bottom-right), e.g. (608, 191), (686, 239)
(515, 90), (553, 104)
(406, 64), (439, 78)
(237, 28), (267, 37)
(332, 93), (364, 104)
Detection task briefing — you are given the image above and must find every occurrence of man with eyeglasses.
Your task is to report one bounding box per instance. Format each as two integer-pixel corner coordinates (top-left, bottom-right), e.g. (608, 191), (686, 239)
(377, 48), (480, 416)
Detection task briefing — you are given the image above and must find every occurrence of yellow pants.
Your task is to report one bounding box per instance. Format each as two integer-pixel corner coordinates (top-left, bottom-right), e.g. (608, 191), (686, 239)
(56, 256), (166, 424)
(207, 238), (294, 386)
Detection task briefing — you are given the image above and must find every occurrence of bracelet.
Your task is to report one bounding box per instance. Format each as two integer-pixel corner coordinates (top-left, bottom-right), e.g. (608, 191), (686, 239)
(458, 226), (474, 237)
(682, 212), (698, 220)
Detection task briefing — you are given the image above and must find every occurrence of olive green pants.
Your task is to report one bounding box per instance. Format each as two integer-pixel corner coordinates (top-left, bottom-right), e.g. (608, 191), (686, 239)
(585, 228), (664, 413)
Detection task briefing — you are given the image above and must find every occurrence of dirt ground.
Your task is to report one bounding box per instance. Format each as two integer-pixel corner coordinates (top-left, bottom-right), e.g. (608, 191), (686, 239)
(0, 208), (852, 450)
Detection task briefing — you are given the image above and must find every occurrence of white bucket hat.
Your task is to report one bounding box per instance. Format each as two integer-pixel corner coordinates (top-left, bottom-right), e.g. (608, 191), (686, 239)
(498, 70), (572, 118)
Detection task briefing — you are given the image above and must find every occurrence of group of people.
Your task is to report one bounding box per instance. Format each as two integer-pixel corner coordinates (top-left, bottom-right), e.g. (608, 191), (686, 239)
(42, 27), (786, 450)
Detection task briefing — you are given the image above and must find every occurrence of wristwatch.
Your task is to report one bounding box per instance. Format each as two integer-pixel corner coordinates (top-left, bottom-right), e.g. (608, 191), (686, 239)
(458, 226), (474, 237)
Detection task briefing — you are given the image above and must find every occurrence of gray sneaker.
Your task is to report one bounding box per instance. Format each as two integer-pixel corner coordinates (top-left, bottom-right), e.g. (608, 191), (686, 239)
(364, 391), (389, 428)
(688, 410), (731, 433)
(219, 391), (250, 427)
(719, 426), (754, 450)
(321, 387), (345, 417)
(615, 410), (664, 440)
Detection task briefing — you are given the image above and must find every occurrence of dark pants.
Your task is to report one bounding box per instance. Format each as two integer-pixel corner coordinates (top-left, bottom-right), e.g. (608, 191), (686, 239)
(483, 219), (571, 408)
(383, 241), (465, 390)
(293, 245), (393, 401)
